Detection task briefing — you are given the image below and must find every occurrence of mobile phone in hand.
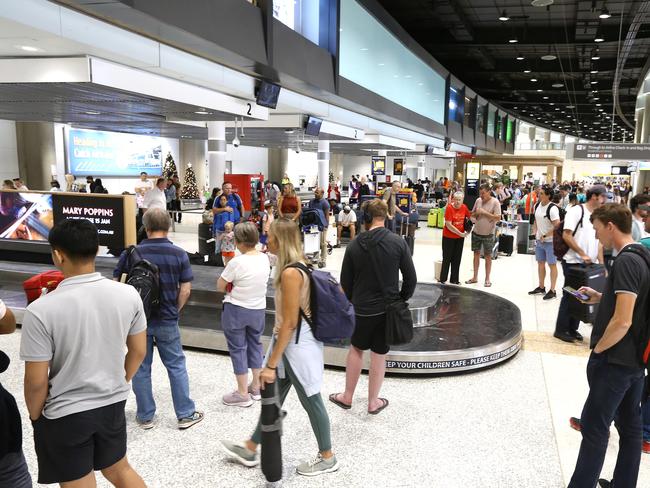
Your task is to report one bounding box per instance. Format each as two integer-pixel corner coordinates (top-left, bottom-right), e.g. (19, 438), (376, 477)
(563, 286), (590, 302)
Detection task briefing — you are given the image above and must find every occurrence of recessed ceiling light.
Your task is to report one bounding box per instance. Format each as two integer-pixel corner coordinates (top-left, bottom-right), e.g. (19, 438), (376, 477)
(17, 45), (40, 52)
(591, 53), (601, 60)
(543, 96), (549, 99)
(531, 0), (554, 7)
(567, 105), (575, 109)
(499, 10), (510, 21)
(516, 54), (525, 60)
(531, 78), (538, 82)
(590, 70), (599, 74)
(194, 110), (209, 115)
(594, 34), (605, 43)
(541, 54), (557, 61)
(552, 83), (564, 88)
(524, 69), (532, 73)
(509, 38), (519, 43)
(85, 111), (101, 115)
(591, 80), (598, 84)
(599, 6), (611, 19)
(537, 89), (543, 92)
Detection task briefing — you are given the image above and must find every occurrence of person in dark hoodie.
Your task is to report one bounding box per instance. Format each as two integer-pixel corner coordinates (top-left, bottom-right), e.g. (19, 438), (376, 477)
(329, 198), (416, 414)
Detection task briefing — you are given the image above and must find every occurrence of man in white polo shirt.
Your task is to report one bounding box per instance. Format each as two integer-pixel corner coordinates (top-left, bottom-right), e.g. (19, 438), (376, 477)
(142, 177), (167, 212)
(21, 219), (147, 487)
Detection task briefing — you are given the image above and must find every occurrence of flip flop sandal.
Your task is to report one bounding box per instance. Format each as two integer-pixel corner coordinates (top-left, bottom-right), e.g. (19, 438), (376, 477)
(329, 393), (351, 410)
(368, 398), (389, 415)
(484, 282), (492, 287)
(465, 279), (478, 284)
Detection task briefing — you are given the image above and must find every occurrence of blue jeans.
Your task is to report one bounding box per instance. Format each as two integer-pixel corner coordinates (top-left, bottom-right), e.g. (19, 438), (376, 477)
(132, 325), (195, 421)
(569, 352), (645, 488)
(555, 261), (581, 336)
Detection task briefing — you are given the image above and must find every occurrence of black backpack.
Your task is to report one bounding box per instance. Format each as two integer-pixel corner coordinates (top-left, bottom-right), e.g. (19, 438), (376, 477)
(615, 245), (650, 399)
(531, 202), (565, 225)
(124, 246), (160, 319)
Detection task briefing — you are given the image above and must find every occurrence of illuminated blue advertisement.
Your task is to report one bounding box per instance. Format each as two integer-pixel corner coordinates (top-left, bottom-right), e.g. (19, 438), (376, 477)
(67, 128), (163, 176)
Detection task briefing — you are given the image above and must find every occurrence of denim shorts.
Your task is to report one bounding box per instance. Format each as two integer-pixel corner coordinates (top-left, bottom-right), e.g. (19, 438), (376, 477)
(535, 240), (557, 265)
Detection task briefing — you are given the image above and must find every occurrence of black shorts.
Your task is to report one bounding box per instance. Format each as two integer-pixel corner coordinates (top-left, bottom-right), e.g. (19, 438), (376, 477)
(33, 400), (127, 484)
(351, 314), (389, 355)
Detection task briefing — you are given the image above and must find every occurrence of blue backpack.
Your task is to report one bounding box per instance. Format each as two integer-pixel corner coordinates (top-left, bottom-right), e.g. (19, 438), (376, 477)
(288, 263), (355, 344)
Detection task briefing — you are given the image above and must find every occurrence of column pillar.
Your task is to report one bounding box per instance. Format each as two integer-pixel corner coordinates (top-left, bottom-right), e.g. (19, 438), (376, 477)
(207, 121), (226, 190)
(635, 109), (643, 143)
(317, 140), (330, 190)
(642, 97), (650, 144)
(546, 165), (555, 184)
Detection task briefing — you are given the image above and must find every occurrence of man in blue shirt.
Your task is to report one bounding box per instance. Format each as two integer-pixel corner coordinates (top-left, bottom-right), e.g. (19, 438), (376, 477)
(308, 187), (330, 268)
(213, 181), (244, 223)
(114, 208), (203, 431)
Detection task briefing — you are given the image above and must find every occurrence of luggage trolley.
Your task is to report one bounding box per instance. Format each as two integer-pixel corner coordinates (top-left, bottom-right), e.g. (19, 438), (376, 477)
(300, 208), (328, 266)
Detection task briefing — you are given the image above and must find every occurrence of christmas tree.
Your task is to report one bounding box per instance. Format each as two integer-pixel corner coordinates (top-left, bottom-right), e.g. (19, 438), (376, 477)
(163, 152), (177, 179)
(180, 164), (199, 199)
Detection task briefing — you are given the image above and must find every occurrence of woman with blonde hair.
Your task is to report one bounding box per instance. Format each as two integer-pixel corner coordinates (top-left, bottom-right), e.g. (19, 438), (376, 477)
(277, 182), (302, 222)
(220, 218), (338, 477)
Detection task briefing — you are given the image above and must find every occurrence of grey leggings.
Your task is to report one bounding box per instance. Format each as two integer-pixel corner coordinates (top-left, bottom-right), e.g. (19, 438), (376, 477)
(251, 357), (332, 452)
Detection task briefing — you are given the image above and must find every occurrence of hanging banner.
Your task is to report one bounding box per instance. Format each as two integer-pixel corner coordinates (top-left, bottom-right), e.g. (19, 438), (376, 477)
(371, 156), (386, 176)
(393, 158), (404, 176)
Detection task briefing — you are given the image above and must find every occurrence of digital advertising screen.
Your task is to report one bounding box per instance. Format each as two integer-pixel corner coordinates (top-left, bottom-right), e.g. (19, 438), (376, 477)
(67, 128), (163, 177)
(52, 194), (126, 249)
(393, 158), (404, 175)
(371, 156), (386, 176)
(0, 191), (53, 241)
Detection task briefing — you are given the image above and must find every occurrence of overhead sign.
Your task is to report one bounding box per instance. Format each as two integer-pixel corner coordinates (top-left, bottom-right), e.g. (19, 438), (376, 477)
(568, 143), (650, 161)
(67, 128), (163, 176)
(52, 194), (126, 248)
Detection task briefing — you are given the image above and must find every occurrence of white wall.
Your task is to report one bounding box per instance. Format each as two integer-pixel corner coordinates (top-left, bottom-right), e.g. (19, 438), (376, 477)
(286, 150), (318, 188)
(0, 119), (19, 182)
(226, 144), (268, 176)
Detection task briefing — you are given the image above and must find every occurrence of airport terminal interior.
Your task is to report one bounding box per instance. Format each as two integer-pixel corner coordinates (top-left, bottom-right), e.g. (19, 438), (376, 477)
(2, 0), (650, 487)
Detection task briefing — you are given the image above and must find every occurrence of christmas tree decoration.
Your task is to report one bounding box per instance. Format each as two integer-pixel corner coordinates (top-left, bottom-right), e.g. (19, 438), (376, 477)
(163, 152), (177, 179)
(180, 163), (200, 199)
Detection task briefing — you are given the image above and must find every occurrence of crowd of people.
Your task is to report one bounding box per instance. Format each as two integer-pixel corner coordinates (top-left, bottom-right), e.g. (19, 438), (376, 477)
(2, 171), (650, 487)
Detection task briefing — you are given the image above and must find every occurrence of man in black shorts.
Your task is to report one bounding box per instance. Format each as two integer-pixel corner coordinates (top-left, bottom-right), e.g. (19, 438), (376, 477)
(330, 199), (416, 414)
(20, 219), (148, 487)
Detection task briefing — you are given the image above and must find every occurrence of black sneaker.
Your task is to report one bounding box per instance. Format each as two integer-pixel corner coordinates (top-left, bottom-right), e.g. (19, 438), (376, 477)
(528, 286), (546, 295)
(598, 480), (611, 488)
(543, 290), (557, 300)
(554, 332), (577, 343)
(573, 331), (584, 342)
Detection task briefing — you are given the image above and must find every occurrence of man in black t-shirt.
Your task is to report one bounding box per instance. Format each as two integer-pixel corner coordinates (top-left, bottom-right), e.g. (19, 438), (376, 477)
(568, 204), (650, 488)
(0, 299), (32, 487)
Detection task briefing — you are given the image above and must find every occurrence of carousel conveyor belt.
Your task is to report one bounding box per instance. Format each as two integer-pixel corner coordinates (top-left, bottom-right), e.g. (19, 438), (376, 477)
(0, 258), (522, 374)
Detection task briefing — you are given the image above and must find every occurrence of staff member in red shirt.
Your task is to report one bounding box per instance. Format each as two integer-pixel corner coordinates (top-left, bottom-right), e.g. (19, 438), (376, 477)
(440, 191), (471, 284)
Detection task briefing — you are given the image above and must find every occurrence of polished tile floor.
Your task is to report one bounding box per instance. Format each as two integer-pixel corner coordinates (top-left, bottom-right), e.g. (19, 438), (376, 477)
(2, 223), (649, 487)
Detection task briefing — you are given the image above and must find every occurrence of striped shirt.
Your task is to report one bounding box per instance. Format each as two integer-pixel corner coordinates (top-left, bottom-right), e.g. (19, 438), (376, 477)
(114, 238), (193, 327)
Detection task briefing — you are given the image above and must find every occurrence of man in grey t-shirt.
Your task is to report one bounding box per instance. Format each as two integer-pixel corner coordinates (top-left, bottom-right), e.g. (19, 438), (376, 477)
(467, 183), (502, 287)
(20, 219), (147, 487)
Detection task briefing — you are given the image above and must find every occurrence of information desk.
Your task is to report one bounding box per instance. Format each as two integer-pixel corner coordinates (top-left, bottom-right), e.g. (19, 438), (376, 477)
(0, 259), (522, 375)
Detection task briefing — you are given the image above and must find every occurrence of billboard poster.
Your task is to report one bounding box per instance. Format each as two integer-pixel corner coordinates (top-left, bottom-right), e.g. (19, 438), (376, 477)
(393, 158), (404, 176)
(67, 128), (163, 176)
(371, 156), (386, 176)
(52, 194), (126, 248)
(0, 191), (53, 241)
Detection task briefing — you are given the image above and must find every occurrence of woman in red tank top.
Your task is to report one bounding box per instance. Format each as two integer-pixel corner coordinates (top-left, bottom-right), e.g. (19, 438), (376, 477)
(278, 183), (301, 222)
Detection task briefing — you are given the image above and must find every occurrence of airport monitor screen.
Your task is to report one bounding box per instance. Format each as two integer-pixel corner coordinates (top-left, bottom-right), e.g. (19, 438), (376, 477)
(304, 116), (323, 136)
(256, 81), (281, 109)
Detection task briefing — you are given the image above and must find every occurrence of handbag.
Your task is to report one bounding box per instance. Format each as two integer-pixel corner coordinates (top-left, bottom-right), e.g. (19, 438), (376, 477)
(464, 216), (473, 233)
(367, 241), (414, 346)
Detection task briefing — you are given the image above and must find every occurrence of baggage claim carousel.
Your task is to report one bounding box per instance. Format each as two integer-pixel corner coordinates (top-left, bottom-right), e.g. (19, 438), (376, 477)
(0, 258), (522, 374)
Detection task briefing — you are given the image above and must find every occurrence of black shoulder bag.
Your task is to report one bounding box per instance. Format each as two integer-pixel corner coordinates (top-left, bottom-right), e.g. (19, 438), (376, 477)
(367, 240), (414, 346)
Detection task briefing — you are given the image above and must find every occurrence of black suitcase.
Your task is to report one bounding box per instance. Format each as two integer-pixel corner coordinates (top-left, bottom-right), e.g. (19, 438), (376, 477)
(565, 264), (607, 323)
(498, 234), (514, 256)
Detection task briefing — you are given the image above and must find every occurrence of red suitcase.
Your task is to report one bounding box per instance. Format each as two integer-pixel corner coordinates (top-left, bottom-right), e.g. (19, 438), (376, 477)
(23, 271), (65, 304)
